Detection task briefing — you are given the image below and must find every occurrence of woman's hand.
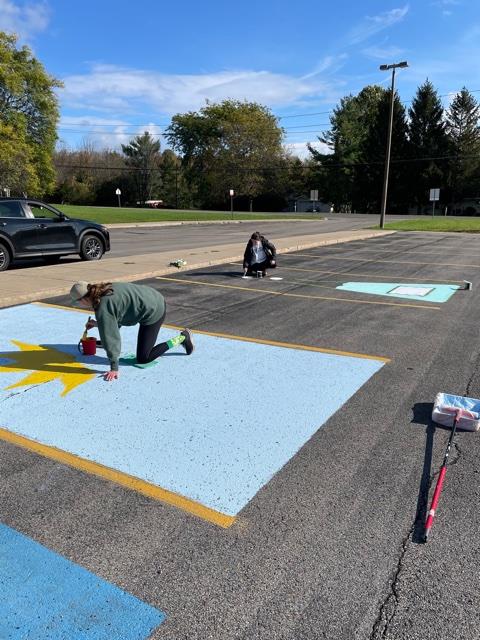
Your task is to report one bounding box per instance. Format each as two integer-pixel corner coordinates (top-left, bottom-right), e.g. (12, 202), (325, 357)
(104, 371), (119, 382)
(86, 318), (97, 330)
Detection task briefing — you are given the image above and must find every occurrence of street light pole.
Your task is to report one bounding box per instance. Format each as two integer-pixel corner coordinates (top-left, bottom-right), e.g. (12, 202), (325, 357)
(379, 61), (408, 229)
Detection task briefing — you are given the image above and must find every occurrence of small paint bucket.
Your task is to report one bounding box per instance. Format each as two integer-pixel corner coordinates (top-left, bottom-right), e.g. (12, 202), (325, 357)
(78, 337), (97, 355)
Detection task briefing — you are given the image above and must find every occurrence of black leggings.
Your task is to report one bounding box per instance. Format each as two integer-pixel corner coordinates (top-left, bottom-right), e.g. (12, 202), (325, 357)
(136, 307), (169, 364)
(246, 259), (276, 275)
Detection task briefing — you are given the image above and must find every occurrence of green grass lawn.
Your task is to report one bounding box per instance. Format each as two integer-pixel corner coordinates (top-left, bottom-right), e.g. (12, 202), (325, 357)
(54, 204), (321, 224)
(382, 217), (480, 233)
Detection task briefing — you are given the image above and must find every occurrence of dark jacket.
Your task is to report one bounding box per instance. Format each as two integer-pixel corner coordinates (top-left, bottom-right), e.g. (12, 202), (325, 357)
(243, 237), (276, 269)
(95, 282), (165, 371)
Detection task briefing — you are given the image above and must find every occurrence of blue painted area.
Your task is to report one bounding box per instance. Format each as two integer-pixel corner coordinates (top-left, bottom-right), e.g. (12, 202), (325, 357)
(336, 282), (459, 302)
(0, 523), (165, 640)
(0, 304), (385, 516)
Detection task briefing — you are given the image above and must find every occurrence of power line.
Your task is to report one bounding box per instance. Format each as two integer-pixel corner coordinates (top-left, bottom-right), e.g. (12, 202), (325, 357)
(56, 123), (332, 135)
(53, 154), (480, 173)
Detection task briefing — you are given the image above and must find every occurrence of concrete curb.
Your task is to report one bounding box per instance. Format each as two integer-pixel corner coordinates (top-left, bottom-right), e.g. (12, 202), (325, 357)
(105, 218), (325, 229)
(0, 230), (395, 308)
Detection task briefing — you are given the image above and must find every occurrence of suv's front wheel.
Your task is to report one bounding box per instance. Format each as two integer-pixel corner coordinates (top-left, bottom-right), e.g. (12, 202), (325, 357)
(80, 234), (104, 261)
(0, 242), (11, 271)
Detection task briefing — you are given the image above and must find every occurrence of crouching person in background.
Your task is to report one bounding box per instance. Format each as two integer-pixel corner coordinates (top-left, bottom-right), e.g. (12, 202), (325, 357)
(243, 232), (277, 277)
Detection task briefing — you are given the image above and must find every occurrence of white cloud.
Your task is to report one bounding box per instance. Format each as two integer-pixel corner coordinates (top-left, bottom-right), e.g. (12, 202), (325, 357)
(348, 5), (409, 45)
(285, 141), (332, 160)
(0, 0), (49, 41)
(301, 54), (348, 80)
(57, 115), (166, 150)
(431, 0), (459, 15)
(362, 44), (405, 60)
(432, 0), (459, 6)
(60, 64), (340, 117)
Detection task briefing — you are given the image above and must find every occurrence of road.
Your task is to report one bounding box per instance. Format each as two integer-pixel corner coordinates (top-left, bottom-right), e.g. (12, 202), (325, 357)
(9, 214), (412, 269)
(106, 214), (409, 258)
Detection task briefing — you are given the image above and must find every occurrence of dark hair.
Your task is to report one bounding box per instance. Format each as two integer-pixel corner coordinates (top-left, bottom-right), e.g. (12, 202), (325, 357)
(251, 232), (262, 241)
(85, 282), (114, 309)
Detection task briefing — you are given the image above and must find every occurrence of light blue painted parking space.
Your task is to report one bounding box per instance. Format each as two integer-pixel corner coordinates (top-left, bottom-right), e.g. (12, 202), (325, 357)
(0, 523), (165, 640)
(336, 281), (459, 302)
(0, 303), (385, 517)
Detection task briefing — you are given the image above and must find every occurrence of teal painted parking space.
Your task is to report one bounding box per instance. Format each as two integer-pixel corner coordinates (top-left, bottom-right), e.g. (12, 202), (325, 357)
(336, 281), (459, 302)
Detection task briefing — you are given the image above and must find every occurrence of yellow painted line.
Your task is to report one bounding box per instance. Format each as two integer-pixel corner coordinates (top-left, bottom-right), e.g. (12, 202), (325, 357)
(228, 262), (463, 283)
(0, 427), (235, 528)
(33, 298), (390, 362)
(286, 252), (480, 269)
(156, 275), (440, 311)
(35, 301), (90, 314)
(165, 323), (390, 362)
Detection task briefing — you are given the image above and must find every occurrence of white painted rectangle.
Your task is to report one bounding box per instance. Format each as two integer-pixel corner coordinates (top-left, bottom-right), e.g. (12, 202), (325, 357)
(390, 286), (433, 297)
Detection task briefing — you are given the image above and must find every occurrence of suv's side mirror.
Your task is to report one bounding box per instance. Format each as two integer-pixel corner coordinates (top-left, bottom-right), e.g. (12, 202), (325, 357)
(57, 214), (66, 221)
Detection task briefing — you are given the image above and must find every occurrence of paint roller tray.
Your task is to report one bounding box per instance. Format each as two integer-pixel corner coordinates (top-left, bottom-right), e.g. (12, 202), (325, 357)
(432, 392), (480, 431)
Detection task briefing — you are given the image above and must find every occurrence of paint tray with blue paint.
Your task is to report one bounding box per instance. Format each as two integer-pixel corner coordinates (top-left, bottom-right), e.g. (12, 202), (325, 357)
(432, 392), (480, 431)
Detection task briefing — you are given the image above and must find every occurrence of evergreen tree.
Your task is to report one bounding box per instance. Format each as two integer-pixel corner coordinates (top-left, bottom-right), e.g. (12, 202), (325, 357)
(309, 85), (408, 213)
(121, 132), (162, 204)
(408, 80), (449, 212)
(445, 88), (480, 210)
(360, 88), (408, 213)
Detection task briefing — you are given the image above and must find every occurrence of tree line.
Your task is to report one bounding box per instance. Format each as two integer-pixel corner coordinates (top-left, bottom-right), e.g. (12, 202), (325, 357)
(1, 30), (479, 213)
(311, 81), (480, 214)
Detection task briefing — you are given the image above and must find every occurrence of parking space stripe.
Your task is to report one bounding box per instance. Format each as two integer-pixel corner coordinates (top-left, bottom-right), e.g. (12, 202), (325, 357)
(228, 263), (463, 283)
(156, 275), (441, 310)
(167, 326), (390, 362)
(35, 301), (90, 314)
(0, 427), (236, 528)
(34, 301), (389, 363)
(333, 247), (480, 257)
(287, 252), (480, 269)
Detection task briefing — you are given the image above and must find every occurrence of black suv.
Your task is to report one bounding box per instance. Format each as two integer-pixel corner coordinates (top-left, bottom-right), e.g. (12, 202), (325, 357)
(0, 198), (110, 271)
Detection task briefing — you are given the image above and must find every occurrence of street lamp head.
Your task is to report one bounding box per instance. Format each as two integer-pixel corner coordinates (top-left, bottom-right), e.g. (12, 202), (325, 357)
(380, 61), (409, 71)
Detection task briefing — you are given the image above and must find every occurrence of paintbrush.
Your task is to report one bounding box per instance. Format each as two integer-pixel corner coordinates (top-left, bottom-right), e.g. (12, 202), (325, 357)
(81, 316), (91, 341)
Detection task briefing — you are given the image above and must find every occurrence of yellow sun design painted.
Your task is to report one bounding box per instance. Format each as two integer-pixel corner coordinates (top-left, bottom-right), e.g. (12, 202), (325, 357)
(0, 340), (96, 397)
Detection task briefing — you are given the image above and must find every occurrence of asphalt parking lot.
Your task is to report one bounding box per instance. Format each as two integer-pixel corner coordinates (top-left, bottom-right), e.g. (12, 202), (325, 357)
(1, 231), (480, 640)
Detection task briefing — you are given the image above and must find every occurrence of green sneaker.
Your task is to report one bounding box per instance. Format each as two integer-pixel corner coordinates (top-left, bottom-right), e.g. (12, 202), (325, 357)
(180, 328), (194, 355)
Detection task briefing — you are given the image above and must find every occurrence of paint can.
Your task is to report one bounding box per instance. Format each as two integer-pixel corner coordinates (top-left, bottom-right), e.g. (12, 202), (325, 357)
(78, 337), (97, 355)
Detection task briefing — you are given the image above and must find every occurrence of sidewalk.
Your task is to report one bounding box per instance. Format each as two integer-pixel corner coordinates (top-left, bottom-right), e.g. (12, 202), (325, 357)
(0, 228), (394, 308)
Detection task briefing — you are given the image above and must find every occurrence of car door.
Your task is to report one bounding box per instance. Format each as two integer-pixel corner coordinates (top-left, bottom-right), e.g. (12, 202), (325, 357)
(0, 200), (41, 255)
(25, 202), (78, 253)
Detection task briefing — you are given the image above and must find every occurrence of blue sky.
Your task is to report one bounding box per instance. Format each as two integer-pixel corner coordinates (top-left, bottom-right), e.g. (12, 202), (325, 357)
(1, 0), (479, 157)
